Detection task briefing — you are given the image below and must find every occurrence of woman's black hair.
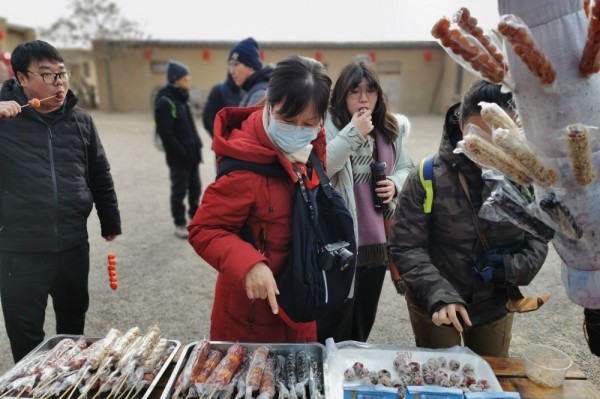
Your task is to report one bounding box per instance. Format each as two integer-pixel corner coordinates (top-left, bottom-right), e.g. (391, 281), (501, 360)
(266, 55), (332, 122)
(329, 61), (398, 142)
(458, 79), (514, 124)
(11, 40), (65, 77)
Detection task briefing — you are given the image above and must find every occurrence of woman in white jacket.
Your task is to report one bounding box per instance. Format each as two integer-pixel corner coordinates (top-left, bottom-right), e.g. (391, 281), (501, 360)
(317, 61), (413, 343)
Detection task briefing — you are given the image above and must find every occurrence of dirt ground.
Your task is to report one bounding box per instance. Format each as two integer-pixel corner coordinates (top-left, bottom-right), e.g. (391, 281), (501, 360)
(0, 111), (598, 389)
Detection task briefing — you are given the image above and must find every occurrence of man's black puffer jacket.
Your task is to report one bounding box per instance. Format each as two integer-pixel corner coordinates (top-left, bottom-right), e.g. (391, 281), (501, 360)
(0, 78), (121, 252)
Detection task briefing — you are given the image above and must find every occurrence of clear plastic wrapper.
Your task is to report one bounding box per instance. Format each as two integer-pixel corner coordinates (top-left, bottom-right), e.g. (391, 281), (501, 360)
(479, 101), (520, 133)
(245, 346), (269, 398)
(580, 0), (600, 74)
(565, 123), (597, 186)
(455, 124), (533, 185)
(537, 189), (583, 240)
(492, 127), (558, 187)
(431, 16), (507, 86)
(453, 7), (507, 73)
(479, 175), (555, 241)
(497, 13), (557, 89)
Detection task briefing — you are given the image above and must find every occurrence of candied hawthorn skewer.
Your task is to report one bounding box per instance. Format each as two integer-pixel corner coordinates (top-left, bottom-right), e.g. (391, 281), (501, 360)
(108, 253), (118, 290)
(20, 95), (57, 109)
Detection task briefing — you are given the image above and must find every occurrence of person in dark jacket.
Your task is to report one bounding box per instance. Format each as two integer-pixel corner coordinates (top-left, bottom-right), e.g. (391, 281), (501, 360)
(188, 55), (332, 342)
(388, 80), (549, 357)
(202, 73), (241, 138)
(227, 37), (273, 107)
(0, 40), (121, 362)
(154, 61), (203, 239)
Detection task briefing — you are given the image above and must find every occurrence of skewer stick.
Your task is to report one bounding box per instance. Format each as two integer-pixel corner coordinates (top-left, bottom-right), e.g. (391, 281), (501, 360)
(20, 95), (57, 109)
(0, 388), (16, 399)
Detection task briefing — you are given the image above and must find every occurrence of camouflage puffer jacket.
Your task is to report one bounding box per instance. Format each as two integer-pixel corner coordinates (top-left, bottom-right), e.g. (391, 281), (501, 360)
(387, 103), (549, 327)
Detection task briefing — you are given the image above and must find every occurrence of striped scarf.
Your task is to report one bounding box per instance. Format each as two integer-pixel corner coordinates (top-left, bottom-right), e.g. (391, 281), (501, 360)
(351, 130), (395, 268)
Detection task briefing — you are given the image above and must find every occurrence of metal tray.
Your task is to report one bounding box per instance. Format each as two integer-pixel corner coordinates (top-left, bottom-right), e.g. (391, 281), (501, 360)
(160, 341), (327, 399)
(0, 334), (180, 399)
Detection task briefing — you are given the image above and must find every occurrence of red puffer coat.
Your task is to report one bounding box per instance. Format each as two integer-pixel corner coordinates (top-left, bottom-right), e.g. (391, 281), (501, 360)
(188, 105), (327, 342)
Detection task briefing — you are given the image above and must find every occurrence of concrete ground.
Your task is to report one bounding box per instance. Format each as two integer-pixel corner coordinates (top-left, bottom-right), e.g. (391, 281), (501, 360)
(0, 111), (598, 389)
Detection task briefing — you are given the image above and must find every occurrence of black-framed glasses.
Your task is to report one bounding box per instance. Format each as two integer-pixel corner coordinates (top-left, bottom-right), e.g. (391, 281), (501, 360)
(347, 87), (378, 100)
(27, 70), (71, 85)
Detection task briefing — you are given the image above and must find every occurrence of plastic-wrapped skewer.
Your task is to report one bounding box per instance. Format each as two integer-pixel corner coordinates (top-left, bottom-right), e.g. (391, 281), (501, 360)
(273, 355), (290, 399)
(171, 340), (211, 399)
(284, 354), (297, 399)
(232, 357), (250, 399)
(256, 357), (275, 399)
(453, 7), (507, 71)
(123, 338), (169, 399)
(143, 341), (175, 385)
(488, 186), (555, 241)
(108, 326), (162, 399)
(74, 329), (124, 399)
(307, 354), (322, 399)
(539, 191), (583, 240)
(201, 344), (247, 399)
(459, 132), (533, 185)
(294, 352), (309, 399)
(244, 346), (269, 399)
(33, 337), (88, 397)
(497, 14), (557, 86)
(0, 351), (47, 396)
(219, 358), (249, 399)
(89, 336), (144, 399)
(431, 17), (506, 84)
(566, 124), (597, 186)
(192, 349), (224, 398)
(492, 128), (558, 187)
(3, 374), (38, 398)
(60, 328), (122, 399)
(479, 101), (520, 133)
(83, 327), (143, 396)
(580, 0), (600, 74)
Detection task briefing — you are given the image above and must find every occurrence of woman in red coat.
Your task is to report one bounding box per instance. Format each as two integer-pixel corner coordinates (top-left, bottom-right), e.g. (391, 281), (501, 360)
(188, 55), (332, 342)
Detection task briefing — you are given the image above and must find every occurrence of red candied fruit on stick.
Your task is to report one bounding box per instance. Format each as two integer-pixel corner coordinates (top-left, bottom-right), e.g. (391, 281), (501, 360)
(28, 98), (41, 108)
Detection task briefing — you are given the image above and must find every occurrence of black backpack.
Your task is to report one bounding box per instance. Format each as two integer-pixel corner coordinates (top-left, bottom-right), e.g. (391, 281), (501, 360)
(217, 150), (357, 323)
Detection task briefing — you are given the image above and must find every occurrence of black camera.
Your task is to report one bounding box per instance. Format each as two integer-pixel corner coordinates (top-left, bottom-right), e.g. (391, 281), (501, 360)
(318, 241), (354, 271)
(371, 161), (389, 212)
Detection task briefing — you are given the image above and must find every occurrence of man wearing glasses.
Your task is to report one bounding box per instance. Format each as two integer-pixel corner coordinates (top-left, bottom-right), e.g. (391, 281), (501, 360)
(0, 40), (121, 362)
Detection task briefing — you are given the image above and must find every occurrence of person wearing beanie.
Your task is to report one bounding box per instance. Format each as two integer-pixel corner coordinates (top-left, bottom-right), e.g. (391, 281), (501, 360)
(228, 37), (274, 107)
(154, 60), (203, 239)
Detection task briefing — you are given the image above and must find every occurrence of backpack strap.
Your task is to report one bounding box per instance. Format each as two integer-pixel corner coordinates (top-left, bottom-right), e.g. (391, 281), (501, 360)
(419, 154), (435, 214)
(160, 96), (177, 119)
(309, 150), (333, 198)
(220, 82), (226, 103)
(216, 157), (288, 180)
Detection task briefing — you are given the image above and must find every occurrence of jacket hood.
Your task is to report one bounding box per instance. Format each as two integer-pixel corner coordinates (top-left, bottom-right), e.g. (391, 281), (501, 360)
(154, 84), (189, 104)
(242, 65), (273, 92)
(213, 105), (327, 179)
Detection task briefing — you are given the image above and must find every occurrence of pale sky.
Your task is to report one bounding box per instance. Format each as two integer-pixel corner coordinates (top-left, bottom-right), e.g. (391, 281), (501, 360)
(1, 0), (502, 43)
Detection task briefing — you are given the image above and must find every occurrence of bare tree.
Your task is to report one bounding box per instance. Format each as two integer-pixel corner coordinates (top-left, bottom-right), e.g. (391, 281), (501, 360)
(39, 0), (148, 111)
(39, 0), (146, 48)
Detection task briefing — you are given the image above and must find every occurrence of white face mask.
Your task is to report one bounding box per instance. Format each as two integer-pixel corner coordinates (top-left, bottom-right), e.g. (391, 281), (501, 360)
(267, 112), (320, 153)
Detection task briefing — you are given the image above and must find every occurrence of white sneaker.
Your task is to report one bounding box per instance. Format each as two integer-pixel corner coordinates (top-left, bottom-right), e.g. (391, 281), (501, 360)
(174, 225), (188, 239)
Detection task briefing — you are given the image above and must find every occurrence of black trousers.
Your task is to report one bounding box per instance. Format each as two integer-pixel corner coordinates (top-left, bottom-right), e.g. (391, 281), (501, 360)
(0, 243), (90, 362)
(585, 308), (600, 357)
(317, 265), (387, 344)
(169, 164), (201, 226)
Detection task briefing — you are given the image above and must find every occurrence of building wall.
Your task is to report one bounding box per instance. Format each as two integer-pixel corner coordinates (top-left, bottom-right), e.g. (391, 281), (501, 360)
(92, 40), (479, 116)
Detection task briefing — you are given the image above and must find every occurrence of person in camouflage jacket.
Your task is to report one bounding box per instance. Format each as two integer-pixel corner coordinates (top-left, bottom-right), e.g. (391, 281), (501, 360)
(387, 80), (549, 357)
